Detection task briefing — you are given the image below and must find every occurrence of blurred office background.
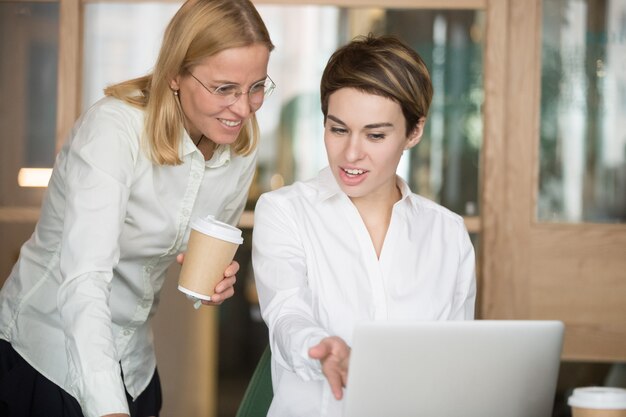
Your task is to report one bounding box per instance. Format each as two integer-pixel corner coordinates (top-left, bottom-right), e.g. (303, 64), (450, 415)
(0, 0), (625, 416)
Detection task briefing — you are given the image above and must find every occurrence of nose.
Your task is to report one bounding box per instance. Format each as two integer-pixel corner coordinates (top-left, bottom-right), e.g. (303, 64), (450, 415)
(228, 93), (253, 118)
(344, 135), (364, 162)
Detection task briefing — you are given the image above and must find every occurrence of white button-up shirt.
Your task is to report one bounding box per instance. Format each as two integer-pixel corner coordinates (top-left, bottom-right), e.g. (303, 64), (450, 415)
(252, 167), (476, 417)
(0, 97), (256, 417)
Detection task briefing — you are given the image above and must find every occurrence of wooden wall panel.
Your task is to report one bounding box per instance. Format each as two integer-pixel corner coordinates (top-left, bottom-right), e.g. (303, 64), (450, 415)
(480, 0), (626, 361)
(57, 0), (81, 149)
(530, 225), (626, 361)
(479, 0), (508, 318)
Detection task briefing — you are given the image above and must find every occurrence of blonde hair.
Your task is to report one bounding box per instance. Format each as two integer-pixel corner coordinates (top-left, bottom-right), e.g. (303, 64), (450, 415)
(321, 34), (432, 136)
(104, 0), (274, 165)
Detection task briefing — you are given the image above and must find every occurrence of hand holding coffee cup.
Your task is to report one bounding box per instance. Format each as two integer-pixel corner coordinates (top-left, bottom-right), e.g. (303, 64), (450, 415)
(178, 215), (243, 307)
(177, 254), (238, 304)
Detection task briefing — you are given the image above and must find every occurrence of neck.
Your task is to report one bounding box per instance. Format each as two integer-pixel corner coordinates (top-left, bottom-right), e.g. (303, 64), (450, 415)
(196, 135), (217, 161)
(350, 184), (401, 258)
(350, 182), (401, 215)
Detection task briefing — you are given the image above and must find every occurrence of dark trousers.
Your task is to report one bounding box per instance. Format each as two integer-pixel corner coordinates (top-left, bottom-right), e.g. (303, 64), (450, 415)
(0, 339), (161, 417)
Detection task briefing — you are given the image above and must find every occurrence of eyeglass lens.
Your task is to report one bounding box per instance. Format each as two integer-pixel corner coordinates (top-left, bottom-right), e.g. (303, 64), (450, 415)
(190, 72), (275, 108)
(226, 78), (275, 107)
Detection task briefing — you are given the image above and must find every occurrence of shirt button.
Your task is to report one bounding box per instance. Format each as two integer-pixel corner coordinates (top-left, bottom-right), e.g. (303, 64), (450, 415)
(123, 329), (131, 336)
(142, 301), (151, 308)
(182, 209), (190, 216)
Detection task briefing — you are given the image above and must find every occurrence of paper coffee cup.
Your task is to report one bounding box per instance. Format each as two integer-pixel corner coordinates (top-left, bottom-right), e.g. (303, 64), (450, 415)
(568, 387), (626, 417)
(178, 215), (243, 301)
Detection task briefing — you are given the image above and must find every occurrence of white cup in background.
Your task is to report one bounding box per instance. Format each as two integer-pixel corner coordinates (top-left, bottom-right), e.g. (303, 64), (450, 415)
(568, 387), (626, 417)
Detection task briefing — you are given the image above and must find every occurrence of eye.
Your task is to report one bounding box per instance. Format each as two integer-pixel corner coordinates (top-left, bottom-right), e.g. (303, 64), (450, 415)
(249, 80), (267, 94)
(367, 132), (386, 141)
(330, 126), (348, 135)
(213, 84), (239, 96)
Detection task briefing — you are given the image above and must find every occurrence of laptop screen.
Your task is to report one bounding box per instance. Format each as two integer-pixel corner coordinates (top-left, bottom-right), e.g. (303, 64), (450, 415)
(343, 320), (564, 417)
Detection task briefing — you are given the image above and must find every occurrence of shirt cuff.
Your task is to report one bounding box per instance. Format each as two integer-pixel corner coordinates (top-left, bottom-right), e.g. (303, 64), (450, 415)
(286, 329), (329, 381)
(74, 368), (129, 417)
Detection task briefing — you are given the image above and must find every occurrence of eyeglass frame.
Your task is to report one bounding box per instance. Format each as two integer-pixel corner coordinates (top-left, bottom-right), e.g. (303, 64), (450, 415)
(187, 71), (275, 108)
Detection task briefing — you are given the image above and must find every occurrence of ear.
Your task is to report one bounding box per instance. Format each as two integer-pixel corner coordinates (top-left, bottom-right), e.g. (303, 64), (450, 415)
(169, 74), (181, 92)
(404, 117), (426, 150)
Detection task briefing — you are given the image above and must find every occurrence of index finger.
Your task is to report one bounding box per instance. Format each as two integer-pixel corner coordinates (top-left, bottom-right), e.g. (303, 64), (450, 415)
(223, 260), (240, 277)
(325, 370), (345, 400)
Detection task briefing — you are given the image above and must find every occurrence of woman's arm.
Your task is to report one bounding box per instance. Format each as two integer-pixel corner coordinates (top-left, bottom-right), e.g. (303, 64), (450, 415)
(56, 103), (138, 417)
(252, 193), (330, 381)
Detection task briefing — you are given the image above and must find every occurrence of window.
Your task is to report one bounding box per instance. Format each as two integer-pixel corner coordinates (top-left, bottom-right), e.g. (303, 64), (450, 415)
(539, 0), (626, 223)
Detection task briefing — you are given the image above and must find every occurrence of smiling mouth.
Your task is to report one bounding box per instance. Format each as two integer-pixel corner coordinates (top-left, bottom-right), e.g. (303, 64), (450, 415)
(342, 167), (366, 176)
(219, 118), (241, 128)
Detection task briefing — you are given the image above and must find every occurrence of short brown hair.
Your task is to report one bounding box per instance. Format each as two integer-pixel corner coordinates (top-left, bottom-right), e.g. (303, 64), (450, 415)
(320, 34), (432, 136)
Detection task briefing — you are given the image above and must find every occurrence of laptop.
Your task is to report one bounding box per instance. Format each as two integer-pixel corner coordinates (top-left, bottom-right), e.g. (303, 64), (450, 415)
(343, 320), (564, 417)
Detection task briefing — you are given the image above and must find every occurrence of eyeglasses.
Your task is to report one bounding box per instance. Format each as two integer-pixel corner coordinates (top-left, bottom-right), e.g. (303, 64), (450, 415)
(188, 72), (275, 108)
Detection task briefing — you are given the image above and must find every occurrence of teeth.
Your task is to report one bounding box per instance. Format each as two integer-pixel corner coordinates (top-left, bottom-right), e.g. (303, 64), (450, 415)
(344, 168), (364, 175)
(220, 119), (241, 127)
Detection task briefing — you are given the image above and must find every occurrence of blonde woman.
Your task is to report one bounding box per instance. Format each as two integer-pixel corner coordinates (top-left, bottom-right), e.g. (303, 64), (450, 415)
(252, 34), (476, 417)
(0, 0), (274, 416)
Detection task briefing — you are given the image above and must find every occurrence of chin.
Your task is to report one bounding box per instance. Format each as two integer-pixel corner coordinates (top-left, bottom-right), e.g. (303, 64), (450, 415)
(213, 133), (241, 146)
(340, 187), (367, 199)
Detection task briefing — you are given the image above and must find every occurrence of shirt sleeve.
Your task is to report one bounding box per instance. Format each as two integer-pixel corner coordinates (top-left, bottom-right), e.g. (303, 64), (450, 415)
(451, 223), (477, 320)
(56, 102), (138, 417)
(252, 193), (329, 381)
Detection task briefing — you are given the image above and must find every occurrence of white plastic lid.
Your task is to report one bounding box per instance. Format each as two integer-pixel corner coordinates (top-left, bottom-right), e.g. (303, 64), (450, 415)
(568, 387), (626, 410)
(191, 215), (243, 245)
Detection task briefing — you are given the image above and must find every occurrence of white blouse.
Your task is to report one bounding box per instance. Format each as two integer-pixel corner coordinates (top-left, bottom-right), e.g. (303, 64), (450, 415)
(252, 167), (476, 417)
(0, 97), (256, 417)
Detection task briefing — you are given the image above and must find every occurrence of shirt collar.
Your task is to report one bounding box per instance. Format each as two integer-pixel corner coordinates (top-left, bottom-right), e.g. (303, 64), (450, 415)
(396, 175), (412, 202)
(316, 167), (343, 201)
(181, 130), (197, 157)
(206, 144), (231, 168)
(180, 131), (231, 168)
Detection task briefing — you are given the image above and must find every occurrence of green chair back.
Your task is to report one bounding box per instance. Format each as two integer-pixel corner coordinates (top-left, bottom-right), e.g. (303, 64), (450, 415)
(235, 346), (273, 417)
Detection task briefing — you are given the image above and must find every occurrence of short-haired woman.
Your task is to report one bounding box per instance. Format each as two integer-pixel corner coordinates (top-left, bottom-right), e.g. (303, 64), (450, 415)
(252, 34), (476, 417)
